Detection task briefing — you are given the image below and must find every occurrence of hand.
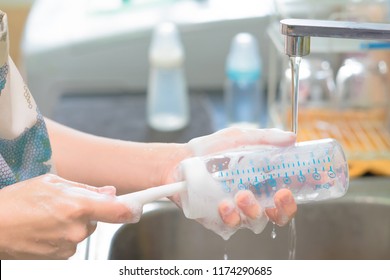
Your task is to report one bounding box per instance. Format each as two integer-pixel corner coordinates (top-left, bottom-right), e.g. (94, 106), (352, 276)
(219, 188), (297, 227)
(169, 127), (297, 238)
(0, 174), (133, 259)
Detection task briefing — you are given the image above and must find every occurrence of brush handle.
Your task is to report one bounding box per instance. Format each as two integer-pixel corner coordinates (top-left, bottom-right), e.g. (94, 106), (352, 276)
(117, 181), (186, 206)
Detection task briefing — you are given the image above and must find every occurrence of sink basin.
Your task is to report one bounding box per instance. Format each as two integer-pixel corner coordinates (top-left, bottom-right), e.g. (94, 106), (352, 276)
(102, 178), (390, 260)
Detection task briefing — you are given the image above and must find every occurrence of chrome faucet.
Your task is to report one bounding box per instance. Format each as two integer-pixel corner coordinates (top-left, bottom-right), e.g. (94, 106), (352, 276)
(280, 18), (390, 57)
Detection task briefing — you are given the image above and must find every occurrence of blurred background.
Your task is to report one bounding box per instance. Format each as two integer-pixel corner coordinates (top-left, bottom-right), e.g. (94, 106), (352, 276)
(2, 0), (390, 174)
(1, 0), (31, 68)
(6, 0), (276, 143)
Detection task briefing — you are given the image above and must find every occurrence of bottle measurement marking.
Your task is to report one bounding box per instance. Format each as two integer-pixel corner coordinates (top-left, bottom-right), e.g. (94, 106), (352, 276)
(217, 157), (335, 184)
(222, 166), (335, 179)
(219, 164), (337, 194)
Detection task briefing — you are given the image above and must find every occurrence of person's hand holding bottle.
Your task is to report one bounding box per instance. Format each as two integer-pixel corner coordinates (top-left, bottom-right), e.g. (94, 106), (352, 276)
(165, 127), (297, 238)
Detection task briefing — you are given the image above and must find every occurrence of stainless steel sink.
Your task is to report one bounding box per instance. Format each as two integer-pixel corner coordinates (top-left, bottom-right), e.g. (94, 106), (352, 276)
(90, 177), (390, 260)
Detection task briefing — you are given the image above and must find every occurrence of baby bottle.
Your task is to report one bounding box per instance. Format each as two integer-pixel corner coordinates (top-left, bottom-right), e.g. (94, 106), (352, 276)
(224, 33), (263, 128)
(178, 138), (349, 220)
(147, 22), (189, 131)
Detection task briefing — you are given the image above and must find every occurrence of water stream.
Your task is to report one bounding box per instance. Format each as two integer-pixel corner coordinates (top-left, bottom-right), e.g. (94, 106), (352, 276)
(289, 56), (302, 134)
(287, 55), (302, 260)
(222, 56), (302, 260)
(288, 218), (297, 260)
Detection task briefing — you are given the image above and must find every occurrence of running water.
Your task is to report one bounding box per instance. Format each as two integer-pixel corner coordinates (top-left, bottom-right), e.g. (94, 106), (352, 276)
(289, 56), (302, 134)
(223, 247), (228, 260)
(270, 220), (296, 259)
(287, 55), (301, 260)
(288, 218), (297, 260)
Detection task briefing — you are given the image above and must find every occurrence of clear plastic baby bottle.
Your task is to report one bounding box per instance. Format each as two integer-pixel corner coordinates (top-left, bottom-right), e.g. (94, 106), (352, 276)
(224, 33), (262, 128)
(147, 22), (189, 131)
(179, 138), (349, 220)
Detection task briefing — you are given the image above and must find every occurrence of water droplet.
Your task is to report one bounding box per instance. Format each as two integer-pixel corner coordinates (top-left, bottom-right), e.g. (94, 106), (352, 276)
(271, 223), (277, 239)
(224, 253), (228, 260)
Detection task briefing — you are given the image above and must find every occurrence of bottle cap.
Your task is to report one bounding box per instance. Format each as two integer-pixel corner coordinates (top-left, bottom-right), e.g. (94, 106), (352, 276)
(226, 33), (261, 82)
(149, 22), (184, 68)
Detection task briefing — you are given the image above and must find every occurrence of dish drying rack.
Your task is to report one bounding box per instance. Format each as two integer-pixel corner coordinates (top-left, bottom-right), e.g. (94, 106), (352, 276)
(291, 107), (390, 177)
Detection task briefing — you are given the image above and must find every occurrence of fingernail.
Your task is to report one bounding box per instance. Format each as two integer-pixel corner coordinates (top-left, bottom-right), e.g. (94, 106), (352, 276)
(99, 186), (117, 196)
(281, 194), (294, 205)
(220, 203), (235, 217)
(219, 203), (241, 228)
(236, 192), (256, 207)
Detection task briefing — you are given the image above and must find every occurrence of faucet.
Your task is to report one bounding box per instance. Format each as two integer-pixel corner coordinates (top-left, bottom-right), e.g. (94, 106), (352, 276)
(279, 18), (390, 133)
(280, 18), (390, 57)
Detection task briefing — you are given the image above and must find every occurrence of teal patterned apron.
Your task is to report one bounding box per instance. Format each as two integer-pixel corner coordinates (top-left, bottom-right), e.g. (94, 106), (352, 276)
(0, 11), (53, 188)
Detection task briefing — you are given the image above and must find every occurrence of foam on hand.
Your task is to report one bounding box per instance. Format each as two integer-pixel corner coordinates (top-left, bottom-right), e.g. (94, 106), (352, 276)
(178, 156), (269, 240)
(117, 156), (269, 240)
(117, 181), (186, 223)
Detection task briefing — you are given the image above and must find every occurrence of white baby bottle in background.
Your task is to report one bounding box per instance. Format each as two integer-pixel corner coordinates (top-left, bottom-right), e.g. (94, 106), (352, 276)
(224, 33), (262, 128)
(147, 22), (189, 131)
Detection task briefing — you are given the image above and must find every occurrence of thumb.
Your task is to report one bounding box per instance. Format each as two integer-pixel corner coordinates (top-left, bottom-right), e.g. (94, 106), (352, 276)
(58, 179), (140, 224)
(58, 177), (117, 196)
(62, 185), (141, 224)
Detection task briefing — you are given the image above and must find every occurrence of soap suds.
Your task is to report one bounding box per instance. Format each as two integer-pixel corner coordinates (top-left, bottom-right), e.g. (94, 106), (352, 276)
(179, 156), (269, 240)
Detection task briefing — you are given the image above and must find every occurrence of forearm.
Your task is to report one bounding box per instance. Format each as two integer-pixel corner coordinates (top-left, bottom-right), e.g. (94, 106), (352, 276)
(45, 119), (191, 194)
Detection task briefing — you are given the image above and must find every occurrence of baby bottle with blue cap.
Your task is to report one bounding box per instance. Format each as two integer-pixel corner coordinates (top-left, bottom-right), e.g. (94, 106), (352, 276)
(224, 33), (262, 128)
